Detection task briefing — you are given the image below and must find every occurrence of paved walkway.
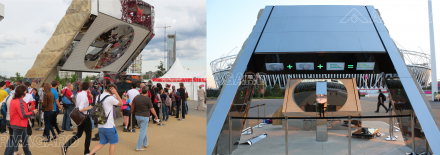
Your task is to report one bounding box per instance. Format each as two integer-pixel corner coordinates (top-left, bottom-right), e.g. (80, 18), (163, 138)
(0, 100), (206, 155)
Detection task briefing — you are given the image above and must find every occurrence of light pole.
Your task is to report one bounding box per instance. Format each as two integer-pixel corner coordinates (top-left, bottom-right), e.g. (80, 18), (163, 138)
(428, 0), (437, 101)
(156, 25), (171, 70)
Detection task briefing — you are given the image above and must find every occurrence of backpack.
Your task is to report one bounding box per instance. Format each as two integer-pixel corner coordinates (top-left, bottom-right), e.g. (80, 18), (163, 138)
(0, 96), (10, 121)
(90, 94), (111, 125)
(165, 95), (171, 106)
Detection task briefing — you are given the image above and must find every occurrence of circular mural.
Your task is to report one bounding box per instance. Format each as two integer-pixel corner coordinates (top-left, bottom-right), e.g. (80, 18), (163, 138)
(293, 79), (347, 112)
(84, 25), (135, 69)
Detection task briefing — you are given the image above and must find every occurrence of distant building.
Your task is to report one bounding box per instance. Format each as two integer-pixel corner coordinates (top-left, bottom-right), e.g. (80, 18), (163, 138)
(127, 55), (142, 73)
(59, 71), (75, 79)
(167, 34), (176, 70)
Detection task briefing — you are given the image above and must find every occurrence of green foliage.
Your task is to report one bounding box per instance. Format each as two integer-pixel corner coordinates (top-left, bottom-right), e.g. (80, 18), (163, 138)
(70, 74), (77, 84)
(142, 74), (149, 79)
(154, 61), (168, 78)
(84, 76), (91, 82)
(272, 84), (282, 97)
(10, 72), (23, 83)
(264, 86), (272, 97)
(54, 74), (61, 82)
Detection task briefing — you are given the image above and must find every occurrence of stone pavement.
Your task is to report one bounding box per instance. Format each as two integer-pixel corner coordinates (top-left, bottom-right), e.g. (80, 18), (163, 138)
(0, 100), (206, 155)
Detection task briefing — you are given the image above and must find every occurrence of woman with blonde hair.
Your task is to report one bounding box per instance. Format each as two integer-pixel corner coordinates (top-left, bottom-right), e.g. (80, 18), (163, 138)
(120, 93), (131, 131)
(31, 82), (37, 89)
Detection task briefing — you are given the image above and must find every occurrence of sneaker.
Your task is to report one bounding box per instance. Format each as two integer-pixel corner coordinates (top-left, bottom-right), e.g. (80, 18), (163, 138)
(85, 153), (96, 155)
(92, 137), (100, 141)
(58, 131), (65, 135)
(61, 145), (67, 155)
(374, 111), (379, 113)
(135, 149), (145, 151)
(123, 128), (129, 132)
(144, 143), (149, 148)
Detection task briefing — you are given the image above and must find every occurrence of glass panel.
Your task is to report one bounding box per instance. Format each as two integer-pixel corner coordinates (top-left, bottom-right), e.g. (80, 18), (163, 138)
(84, 25), (135, 69)
(294, 79), (347, 112)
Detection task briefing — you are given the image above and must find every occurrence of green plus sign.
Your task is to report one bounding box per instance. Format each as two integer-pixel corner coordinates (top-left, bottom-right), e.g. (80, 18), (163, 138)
(317, 64), (323, 69)
(287, 64), (293, 69)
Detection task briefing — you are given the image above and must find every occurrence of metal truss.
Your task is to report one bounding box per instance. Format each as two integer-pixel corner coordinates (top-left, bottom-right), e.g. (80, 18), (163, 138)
(211, 50), (431, 89)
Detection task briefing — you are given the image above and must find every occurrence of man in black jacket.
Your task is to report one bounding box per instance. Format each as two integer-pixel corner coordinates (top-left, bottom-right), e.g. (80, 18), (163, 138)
(375, 89), (389, 113)
(176, 83), (186, 119)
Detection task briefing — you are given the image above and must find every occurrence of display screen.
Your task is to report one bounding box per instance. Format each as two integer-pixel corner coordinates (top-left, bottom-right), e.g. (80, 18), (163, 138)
(265, 63), (284, 71)
(296, 62), (314, 70)
(356, 62), (375, 70)
(326, 62), (345, 71)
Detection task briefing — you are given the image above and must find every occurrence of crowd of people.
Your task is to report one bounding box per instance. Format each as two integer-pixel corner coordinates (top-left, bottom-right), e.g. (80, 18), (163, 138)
(0, 79), (206, 155)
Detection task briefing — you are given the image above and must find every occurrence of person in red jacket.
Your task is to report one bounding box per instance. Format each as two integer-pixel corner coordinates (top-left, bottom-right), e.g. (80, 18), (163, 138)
(4, 85), (38, 155)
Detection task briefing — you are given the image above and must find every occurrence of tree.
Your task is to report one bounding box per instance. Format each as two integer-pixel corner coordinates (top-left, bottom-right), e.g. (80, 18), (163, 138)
(54, 74), (61, 82)
(10, 72), (23, 83)
(84, 76), (91, 82)
(142, 74), (149, 79)
(272, 84), (282, 97)
(70, 74), (77, 84)
(264, 85), (272, 97)
(154, 61), (168, 78)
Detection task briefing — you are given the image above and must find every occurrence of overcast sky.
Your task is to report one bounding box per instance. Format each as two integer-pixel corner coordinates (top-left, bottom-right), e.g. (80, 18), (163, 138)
(0, 0), (206, 78)
(207, 0), (440, 88)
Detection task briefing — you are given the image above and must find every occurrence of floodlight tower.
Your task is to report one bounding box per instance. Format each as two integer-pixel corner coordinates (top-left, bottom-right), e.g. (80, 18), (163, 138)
(428, 0), (437, 101)
(157, 25), (171, 69)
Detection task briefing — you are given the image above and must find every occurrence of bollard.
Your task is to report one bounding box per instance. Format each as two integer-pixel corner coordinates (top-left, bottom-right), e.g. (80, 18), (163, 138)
(348, 115), (352, 155)
(285, 116), (288, 155)
(229, 115), (232, 155)
(411, 112), (415, 154)
(255, 105), (262, 128)
(386, 108), (396, 141)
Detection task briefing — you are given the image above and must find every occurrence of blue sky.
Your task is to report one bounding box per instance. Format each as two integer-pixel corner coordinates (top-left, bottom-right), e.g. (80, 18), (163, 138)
(0, 0), (206, 78)
(207, 0), (440, 88)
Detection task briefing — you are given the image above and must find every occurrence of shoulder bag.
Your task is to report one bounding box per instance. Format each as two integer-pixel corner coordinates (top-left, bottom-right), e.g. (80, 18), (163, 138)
(70, 106), (88, 126)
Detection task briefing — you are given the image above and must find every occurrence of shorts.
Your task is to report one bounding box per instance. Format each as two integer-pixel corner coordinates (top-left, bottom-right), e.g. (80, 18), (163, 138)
(99, 127), (119, 145)
(123, 110), (131, 116)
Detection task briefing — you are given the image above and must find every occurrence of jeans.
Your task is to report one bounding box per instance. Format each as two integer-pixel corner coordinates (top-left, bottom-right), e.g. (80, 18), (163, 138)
(376, 102), (388, 112)
(44, 111), (56, 139)
(64, 117), (92, 154)
(88, 109), (94, 129)
(185, 101), (188, 113)
(62, 105), (73, 130)
(4, 128), (31, 155)
(5, 120), (18, 152)
(135, 116), (149, 149)
(50, 112), (61, 134)
(162, 103), (169, 121)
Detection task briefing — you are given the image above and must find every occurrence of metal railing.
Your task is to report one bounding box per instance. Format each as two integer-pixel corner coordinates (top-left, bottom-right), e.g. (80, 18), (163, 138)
(229, 113), (413, 155)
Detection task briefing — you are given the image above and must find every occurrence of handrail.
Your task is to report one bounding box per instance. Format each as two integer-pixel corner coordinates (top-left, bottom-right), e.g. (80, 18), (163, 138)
(231, 114), (411, 120)
(248, 103), (265, 109)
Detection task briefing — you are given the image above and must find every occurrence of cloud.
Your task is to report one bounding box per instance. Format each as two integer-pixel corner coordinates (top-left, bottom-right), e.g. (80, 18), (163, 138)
(0, 34), (27, 48)
(36, 22), (56, 35)
(0, 51), (21, 60)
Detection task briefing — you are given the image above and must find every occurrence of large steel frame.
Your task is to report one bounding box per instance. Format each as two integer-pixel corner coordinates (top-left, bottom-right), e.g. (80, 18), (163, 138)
(207, 5), (440, 155)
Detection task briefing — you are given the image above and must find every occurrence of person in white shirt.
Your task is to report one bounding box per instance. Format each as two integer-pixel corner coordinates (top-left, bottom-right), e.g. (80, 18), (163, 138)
(125, 83), (140, 130)
(88, 84), (122, 155)
(62, 82), (93, 155)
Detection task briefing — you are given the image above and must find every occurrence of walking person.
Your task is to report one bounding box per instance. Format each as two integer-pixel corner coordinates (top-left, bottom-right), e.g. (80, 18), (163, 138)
(61, 82), (94, 155)
(49, 81), (64, 136)
(131, 86), (158, 151)
(4, 85), (38, 155)
(375, 89), (389, 113)
(88, 84), (123, 155)
(196, 85), (205, 111)
(41, 83), (60, 142)
(61, 82), (75, 131)
(176, 83), (187, 119)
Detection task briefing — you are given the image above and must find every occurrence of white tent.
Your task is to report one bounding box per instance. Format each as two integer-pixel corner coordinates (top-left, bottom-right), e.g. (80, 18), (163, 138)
(153, 58), (206, 101)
